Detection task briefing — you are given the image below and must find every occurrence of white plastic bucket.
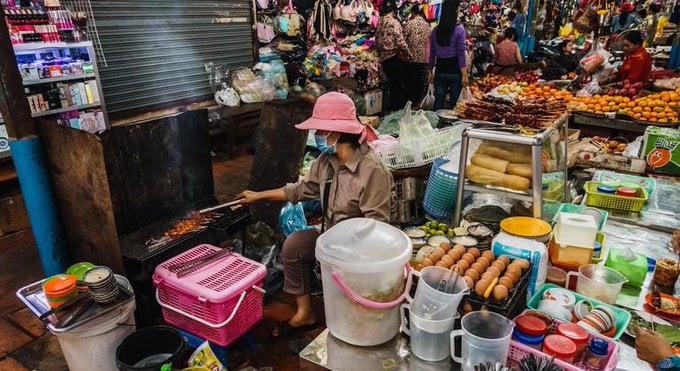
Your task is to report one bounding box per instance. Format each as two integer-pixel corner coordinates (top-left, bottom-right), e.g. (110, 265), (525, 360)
(51, 276), (137, 371)
(316, 218), (412, 346)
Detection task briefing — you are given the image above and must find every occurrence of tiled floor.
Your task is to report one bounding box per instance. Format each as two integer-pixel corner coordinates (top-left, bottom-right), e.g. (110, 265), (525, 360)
(0, 149), (324, 371)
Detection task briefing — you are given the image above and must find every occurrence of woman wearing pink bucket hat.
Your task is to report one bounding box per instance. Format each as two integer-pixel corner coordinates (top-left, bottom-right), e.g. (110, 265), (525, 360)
(237, 92), (394, 338)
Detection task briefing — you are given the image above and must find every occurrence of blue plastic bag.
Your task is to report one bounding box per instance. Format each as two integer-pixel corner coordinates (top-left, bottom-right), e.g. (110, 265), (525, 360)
(279, 201), (321, 237)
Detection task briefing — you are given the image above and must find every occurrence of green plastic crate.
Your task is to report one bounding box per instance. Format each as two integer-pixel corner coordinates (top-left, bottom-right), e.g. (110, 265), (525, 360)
(527, 284), (632, 341)
(585, 181), (648, 212)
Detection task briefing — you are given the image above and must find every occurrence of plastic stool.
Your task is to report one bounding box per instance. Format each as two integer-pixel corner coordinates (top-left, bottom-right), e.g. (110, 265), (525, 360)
(176, 329), (257, 368)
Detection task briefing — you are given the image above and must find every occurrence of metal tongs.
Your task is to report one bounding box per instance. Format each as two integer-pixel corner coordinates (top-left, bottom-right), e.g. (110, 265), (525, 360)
(167, 247), (233, 278)
(198, 199), (244, 214)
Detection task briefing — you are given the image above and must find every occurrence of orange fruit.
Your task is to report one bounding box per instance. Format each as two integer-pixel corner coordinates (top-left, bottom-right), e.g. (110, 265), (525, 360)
(642, 112), (652, 118)
(543, 86), (551, 92)
(638, 100), (648, 108)
(659, 118), (668, 123)
(654, 106), (665, 113)
(650, 117), (658, 123)
(623, 97), (631, 103)
(644, 107), (652, 112)
(614, 96), (623, 103)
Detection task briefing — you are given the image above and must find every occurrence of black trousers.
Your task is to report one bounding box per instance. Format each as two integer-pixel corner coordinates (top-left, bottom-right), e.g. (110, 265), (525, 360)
(382, 57), (408, 111)
(405, 62), (428, 106)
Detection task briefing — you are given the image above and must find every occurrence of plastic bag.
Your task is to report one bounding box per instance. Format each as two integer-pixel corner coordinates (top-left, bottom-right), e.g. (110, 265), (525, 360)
(580, 42), (609, 74)
(279, 202), (318, 237)
(188, 341), (226, 371)
(576, 77), (601, 97)
(418, 84), (435, 110)
(456, 87), (474, 106)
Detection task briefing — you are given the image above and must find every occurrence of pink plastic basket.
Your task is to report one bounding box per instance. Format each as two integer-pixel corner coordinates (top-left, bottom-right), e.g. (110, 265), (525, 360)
(153, 244), (267, 347)
(508, 310), (619, 371)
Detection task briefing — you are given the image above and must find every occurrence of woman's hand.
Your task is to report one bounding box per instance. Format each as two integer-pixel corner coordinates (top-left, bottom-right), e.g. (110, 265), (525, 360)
(636, 329), (675, 365)
(462, 74), (470, 87)
(236, 190), (261, 204)
(427, 70), (434, 83)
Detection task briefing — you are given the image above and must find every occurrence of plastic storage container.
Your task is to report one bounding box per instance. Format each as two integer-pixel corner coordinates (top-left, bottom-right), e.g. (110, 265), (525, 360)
(554, 213), (598, 248)
(153, 244), (267, 347)
(492, 232), (548, 297)
(528, 284), (631, 340)
(543, 334), (577, 363)
(316, 218), (412, 346)
(585, 181), (648, 212)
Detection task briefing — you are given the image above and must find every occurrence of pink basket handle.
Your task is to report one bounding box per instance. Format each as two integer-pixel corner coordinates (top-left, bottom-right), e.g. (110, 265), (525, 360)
(331, 264), (411, 310)
(155, 285), (265, 329)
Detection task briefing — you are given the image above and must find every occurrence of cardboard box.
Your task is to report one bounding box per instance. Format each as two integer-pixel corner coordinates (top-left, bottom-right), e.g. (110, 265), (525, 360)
(0, 195), (30, 234)
(364, 89), (383, 116)
(643, 126), (680, 175)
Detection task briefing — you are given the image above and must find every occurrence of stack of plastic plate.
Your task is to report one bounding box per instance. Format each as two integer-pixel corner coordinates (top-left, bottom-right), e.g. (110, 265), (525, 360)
(82, 266), (119, 304)
(66, 262), (96, 292)
(423, 158), (458, 221)
(43, 275), (78, 309)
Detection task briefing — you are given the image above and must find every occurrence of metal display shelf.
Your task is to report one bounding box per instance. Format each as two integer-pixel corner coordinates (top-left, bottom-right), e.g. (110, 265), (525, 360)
(12, 41), (108, 129)
(572, 112), (679, 134)
(12, 41), (93, 52)
(32, 103), (101, 118)
(22, 73), (96, 86)
(453, 115), (569, 225)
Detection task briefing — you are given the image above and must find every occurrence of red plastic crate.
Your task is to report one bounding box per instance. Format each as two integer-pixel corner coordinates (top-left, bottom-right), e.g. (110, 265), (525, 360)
(153, 244), (267, 346)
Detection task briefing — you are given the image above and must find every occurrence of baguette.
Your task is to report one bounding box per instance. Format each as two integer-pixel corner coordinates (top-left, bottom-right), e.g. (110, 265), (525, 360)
(477, 143), (532, 163)
(471, 154), (509, 173)
(507, 163), (533, 178)
(467, 164), (531, 191)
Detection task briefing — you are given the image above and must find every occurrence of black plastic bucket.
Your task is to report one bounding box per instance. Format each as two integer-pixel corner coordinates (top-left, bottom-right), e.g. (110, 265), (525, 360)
(116, 326), (184, 371)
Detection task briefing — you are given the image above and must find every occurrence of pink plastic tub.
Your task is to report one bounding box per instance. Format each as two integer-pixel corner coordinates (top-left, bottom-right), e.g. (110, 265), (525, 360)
(508, 310), (619, 371)
(153, 244), (266, 346)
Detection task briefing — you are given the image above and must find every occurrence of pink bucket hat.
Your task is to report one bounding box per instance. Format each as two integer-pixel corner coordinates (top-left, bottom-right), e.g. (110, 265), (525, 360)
(296, 92), (378, 143)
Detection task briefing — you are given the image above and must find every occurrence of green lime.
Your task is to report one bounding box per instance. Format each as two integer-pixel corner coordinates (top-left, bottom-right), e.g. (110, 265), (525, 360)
(447, 230), (455, 238)
(439, 225), (449, 232)
(430, 221), (440, 229)
(425, 234), (431, 240)
(435, 230), (445, 235)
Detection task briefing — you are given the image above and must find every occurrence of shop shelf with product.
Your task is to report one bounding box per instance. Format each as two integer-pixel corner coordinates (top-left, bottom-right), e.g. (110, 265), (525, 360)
(453, 115), (569, 225)
(12, 41), (108, 134)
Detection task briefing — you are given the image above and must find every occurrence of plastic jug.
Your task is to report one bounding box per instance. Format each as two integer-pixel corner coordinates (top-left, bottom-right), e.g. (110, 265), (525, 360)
(450, 311), (515, 371)
(566, 264), (628, 304)
(605, 248), (648, 287)
(316, 218), (413, 346)
(400, 304), (457, 361)
(405, 266), (470, 320)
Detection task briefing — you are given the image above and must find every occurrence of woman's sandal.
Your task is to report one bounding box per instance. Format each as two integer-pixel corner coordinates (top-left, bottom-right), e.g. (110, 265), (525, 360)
(271, 320), (320, 339)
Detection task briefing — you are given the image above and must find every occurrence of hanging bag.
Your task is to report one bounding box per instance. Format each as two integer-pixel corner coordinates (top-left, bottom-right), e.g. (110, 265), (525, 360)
(275, 0), (303, 36)
(257, 15), (276, 43)
(573, 0), (599, 34)
(309, 0), (332, 40)
(418, 84), (435, 110)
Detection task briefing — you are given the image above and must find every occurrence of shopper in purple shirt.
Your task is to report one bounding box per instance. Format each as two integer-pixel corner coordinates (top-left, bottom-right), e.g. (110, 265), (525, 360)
(428, 0), (469, 110)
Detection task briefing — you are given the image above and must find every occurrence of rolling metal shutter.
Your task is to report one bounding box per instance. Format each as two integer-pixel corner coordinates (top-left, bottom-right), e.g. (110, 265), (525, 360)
(90, 0), (254, 114)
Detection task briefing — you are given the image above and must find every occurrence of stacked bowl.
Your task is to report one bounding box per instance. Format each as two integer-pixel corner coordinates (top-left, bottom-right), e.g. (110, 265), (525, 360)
(43, 275), (78, 308)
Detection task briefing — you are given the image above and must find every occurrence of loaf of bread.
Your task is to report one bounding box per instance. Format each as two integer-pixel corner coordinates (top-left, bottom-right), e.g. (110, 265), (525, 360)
(477, 143), (532, 163)
(507, 163), (533, 178)
(471, 154), (509, 173)
(467, 164), (531, 191)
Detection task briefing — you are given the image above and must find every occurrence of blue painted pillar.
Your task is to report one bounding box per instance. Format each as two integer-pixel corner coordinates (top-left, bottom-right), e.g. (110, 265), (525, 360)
(0, 7), (68, 276)
(9, 138), (68, 275)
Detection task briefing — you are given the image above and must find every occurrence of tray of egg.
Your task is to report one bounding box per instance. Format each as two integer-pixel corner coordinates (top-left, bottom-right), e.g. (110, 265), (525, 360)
(415, 243), (532, 317)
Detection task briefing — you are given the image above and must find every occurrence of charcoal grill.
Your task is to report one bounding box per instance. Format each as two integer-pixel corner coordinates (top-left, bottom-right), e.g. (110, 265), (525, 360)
(120, 201), (251, 325)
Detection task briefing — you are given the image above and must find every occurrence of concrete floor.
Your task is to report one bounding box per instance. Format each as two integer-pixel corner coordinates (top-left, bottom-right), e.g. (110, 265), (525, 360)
(0, 150), (324, 371)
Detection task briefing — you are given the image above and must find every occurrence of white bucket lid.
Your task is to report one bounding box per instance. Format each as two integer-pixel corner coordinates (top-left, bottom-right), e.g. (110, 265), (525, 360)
(316, 218), (412, 273)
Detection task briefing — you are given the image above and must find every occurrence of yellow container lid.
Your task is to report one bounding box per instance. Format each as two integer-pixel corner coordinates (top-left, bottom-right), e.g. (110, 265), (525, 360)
(500, 217), (552, 238)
